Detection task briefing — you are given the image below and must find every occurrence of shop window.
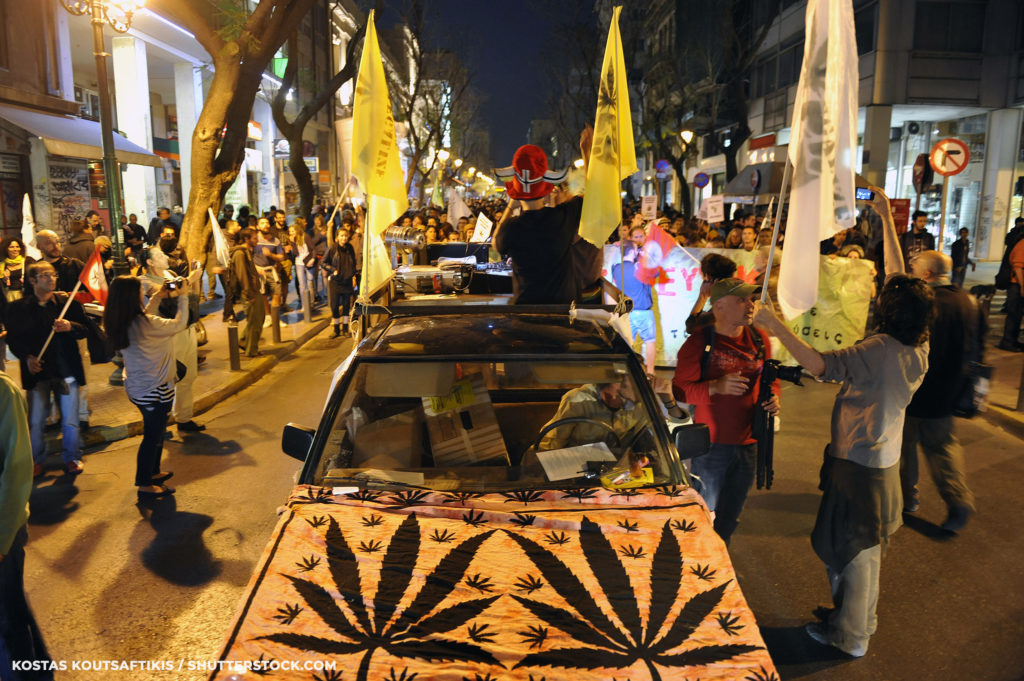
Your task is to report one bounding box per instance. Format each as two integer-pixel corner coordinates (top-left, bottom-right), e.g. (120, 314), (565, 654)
(913, 1), (986, 53)
(763, 90), (788, 131)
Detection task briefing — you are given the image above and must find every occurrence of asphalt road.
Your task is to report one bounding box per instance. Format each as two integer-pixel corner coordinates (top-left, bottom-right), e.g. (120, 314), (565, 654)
(732, 379), (1024, 681)
(21, 331), (1024, 681)
(24, 332), (349, 681)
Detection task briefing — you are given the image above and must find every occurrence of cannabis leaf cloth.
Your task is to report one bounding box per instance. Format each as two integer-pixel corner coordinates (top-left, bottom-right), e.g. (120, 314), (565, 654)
(212, 485), (776, 681)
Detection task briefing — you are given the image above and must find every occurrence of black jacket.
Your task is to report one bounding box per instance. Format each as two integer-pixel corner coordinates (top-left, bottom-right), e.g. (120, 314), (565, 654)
(65, 233), (96, 264)
(323, 242), (357, 293)
(5, 293), (89, 390)
(907, 284), (986, 417)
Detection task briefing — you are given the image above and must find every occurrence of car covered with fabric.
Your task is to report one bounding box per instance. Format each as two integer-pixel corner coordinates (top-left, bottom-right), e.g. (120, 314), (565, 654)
(210, 304), (778, 681)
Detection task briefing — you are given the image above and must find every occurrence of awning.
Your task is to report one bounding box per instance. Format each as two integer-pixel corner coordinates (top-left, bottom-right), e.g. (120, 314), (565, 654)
(722, 161), (869, 205)
(0, 103), (163, 168)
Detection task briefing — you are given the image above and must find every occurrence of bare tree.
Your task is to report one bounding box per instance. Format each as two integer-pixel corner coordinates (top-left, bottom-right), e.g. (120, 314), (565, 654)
(148, 0), (316, 260)
(709, 0), (780, 180)
(271, 22), (366, 219)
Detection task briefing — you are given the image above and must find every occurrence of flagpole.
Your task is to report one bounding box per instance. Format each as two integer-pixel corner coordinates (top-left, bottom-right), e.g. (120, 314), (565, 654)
(38, 279), (84, 358)
(612, 6), (625, 306)
(760, 159), (792, 304)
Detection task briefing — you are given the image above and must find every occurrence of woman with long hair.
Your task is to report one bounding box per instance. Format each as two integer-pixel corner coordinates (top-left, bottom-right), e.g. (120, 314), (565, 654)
(0, 236), (28, 301)
(104, 275), (188, 498)
(322, 225), (357, 338)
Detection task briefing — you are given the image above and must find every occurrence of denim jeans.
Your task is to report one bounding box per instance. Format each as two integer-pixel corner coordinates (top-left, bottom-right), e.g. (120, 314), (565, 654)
(295, 263), (317, 301)
(690, 442), (757, 544)
(133, 397), (172, 486)
(27, 378), (80, 465)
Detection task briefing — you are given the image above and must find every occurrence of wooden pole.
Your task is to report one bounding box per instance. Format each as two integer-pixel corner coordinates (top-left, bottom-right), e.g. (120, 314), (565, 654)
(760, 160), (792, 303)
(38, 279), (84, 358)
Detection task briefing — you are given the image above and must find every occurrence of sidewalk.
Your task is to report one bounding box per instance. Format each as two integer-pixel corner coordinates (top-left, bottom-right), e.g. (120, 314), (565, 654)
(4, 286), (335, 457)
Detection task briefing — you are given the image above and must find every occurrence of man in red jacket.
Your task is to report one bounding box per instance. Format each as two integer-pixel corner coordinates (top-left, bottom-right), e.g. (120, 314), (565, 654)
(673, 278), (779, 544)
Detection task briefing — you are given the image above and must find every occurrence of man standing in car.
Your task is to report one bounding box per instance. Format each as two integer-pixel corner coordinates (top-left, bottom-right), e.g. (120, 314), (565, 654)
(492, 127), (592, 304)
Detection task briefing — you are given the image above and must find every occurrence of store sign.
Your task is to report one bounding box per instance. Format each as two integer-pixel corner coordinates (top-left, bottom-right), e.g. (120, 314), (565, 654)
(0, 153), (20, 178)
(273, 139), (291, 159)
(247, 120), (263, 141)
(929, 138), (970, 177)
(244, 147), (263, 169)
(318, 170), (331, 186)
(304, 157), (319, 174)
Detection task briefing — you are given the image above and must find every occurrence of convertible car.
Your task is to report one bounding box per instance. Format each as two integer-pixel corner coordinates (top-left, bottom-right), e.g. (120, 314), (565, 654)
(211, 303), (778, 681)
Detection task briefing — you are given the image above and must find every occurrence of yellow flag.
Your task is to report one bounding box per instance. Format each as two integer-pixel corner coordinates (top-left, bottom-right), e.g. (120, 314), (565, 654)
(579, 5), (637, 248)
(351, 11), (407, 203)
(352, 11), (408, 299)
(360, 194), (403, 297)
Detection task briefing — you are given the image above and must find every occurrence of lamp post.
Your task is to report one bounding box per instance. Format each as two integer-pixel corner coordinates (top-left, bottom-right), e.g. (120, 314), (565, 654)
(58, 0), (144, 275)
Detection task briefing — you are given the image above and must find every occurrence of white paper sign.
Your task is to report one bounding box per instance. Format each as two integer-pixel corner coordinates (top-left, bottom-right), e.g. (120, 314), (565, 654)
(536, 442), (616, 481)
(471, 212), (493, 242)
(704, 195), (725, 223)
(641, 195), (657, 220)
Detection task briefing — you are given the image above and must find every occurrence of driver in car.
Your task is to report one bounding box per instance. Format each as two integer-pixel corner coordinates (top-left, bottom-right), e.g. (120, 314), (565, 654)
(538, 381), (645, 451)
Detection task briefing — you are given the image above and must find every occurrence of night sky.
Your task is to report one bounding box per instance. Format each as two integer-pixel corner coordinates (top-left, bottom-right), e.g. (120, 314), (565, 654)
(419, 0), (596, 166)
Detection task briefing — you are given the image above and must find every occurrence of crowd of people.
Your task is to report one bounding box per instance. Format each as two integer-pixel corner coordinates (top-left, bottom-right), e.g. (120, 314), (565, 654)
(0, 137), (1022, 672)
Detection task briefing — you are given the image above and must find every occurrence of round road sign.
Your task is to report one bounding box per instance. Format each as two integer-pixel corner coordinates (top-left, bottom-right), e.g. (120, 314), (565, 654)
(929, 138), (970, 177)
(694, 172), (710, 189)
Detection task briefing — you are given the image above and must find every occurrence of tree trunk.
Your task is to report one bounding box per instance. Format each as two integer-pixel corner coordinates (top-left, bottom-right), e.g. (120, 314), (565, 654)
(288, 143), (315, 221)
(671, 159), (692, 215)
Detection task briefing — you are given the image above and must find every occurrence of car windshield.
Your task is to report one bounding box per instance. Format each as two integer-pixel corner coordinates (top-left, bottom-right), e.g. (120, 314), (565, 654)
(309, 358), (680, 492)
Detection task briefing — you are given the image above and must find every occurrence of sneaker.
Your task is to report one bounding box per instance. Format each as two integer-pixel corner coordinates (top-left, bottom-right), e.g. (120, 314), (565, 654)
(996, 340), (1023, 353)
(263, 316), (272, 328)
(176, 420), (206, 433)
(79, 420), (90, 431)
(805, 622), (866, 658)
(65, 459), (85, 475)
(941, 504), (973, 533)
(903, 495), (920, 513)
(210, 292), (223, 299)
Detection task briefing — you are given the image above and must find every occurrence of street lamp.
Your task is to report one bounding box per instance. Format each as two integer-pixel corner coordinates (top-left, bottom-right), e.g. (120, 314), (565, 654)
(453, 158), (463, 168)
(436, 149), (450, 163)
(680, 129), (694, 145)
(573, 158), (585, 169)
(58, 0), (144, 275)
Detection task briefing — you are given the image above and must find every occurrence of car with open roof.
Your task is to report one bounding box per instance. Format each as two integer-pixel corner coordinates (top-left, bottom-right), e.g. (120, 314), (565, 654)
(210, 302), (778, 681)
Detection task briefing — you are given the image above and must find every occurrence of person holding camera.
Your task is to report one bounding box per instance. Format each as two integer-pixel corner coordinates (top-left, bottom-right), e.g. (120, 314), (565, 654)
(103, 275), (190, 498)
(754, 273), (932, 658)
(672, 277), (780, 545)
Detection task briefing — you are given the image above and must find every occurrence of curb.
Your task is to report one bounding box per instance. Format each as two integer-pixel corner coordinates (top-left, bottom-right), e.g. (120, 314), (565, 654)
(983, 404), (1024, 441)
(46, 318), (331, 454)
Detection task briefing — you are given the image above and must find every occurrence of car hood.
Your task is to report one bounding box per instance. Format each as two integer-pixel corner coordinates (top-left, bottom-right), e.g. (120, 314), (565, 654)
(212, 485), (776, 681)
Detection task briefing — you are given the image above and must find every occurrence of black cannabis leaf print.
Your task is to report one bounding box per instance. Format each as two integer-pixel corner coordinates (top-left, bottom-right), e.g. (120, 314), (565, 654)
(505, 518), (762, 681)
(261, 514), (500, 681)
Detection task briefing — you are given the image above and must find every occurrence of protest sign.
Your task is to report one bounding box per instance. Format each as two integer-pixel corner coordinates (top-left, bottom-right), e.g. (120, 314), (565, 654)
(471, 212), (493, 242)
(641, 195), (657, 220)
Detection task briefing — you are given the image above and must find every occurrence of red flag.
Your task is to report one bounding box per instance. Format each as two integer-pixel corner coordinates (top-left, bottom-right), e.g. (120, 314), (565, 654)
(78, 246), (108, 306)
(634, 222), (678, 285)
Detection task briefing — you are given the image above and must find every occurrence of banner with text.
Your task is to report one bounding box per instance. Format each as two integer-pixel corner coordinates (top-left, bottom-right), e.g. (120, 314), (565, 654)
(603, 244), (873, 366)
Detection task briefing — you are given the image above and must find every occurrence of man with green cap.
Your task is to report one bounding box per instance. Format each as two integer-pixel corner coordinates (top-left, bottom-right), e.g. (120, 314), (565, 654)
(672, 278), (780, 544)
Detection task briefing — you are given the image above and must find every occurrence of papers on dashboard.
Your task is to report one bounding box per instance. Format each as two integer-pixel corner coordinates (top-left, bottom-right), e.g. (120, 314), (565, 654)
(536, 442), (616, 481)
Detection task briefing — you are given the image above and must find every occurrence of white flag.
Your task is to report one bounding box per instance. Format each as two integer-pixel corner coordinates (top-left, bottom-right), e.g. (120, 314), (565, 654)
(447, 187), (471, 222)
(208, 208), (231, 269)
(778, 0), (858, 320)
(21, 194), (42, 260)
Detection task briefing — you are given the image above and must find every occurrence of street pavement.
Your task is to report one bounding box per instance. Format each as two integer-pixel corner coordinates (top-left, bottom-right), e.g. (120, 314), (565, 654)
(23, 324), (351, 681)
(12, 265), (1024, 680)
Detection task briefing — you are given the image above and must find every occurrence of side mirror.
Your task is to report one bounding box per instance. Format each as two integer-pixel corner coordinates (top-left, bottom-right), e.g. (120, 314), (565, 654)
(673, 423), (710, 458)
(282, 423), (316, 462)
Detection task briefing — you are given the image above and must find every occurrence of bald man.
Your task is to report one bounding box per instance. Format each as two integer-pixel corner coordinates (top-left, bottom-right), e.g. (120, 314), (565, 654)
(901, 250), (982, 532)
(31, 230), (83, 295)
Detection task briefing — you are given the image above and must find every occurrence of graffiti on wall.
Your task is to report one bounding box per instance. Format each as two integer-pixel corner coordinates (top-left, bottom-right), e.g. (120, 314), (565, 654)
(47, 160), (90, 239)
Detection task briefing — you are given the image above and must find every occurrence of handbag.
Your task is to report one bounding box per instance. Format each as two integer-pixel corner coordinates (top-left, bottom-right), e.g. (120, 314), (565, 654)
(951, 361), (992, 418)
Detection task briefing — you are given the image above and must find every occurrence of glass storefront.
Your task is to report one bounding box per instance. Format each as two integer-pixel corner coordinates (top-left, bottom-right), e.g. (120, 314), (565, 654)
(886, 114), (987, 252)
